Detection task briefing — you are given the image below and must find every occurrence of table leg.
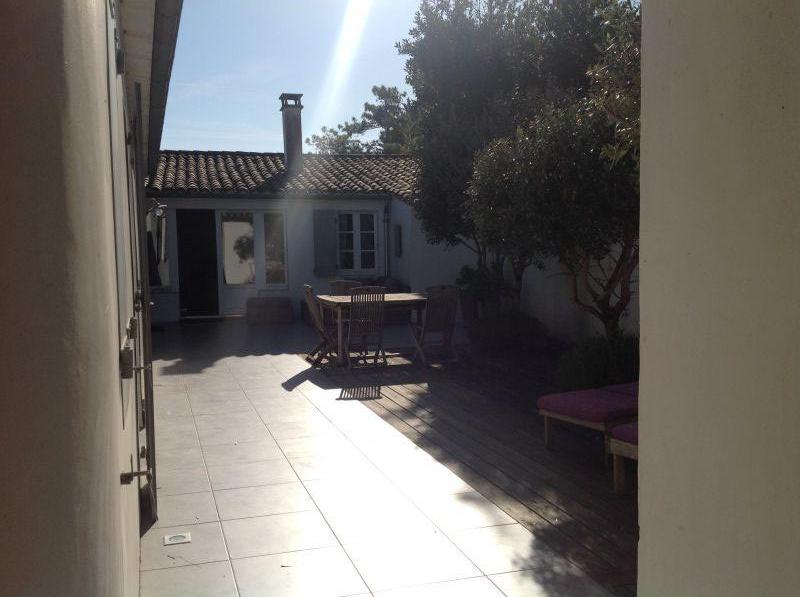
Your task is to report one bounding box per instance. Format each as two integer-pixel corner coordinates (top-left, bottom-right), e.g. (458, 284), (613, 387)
(337, 306), (344, 366)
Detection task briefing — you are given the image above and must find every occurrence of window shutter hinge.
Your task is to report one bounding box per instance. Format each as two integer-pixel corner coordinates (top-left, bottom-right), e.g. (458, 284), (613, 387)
(120, 470), (151, 485)
(120, 346), (134, 379)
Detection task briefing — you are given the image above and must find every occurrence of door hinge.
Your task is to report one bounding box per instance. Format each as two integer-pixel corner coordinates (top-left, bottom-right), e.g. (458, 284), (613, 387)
(127, 317), (138, 340)
(120, 470), (151, 485)
(120, 346), (134, 379)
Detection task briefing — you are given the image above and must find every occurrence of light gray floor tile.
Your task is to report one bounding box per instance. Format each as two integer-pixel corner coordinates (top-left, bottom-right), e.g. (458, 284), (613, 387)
(450, 523), (549, 575)
(156, 465), (211, 496)
(207, 458), (298, 490)
(373, 577), (505, 597)
(254, 404), (320, 424)
(267, 418), (337, 440)
(157, 445), (205, 471)
(140, 561), (237, 597)
(233, 546), (368, 597)
(154, 395), (193, 418)
(140, 522), (228, 570)
(316, 495), (438, 545)
(489, 568), (613, 597)
(215, 482), (315, 520)
(288, 451), (377, 482)
(223, 511), (337, 559)
(202, 439), (283, 467)
(344, 533), (480, 592)
(189, 392), (255, 415)
(276, 434), (352, 458)
(155, 416), (200, 451)
(413, 491), (515, 531)
(196, 412), (272, 446)
(155, 491), (218, 527)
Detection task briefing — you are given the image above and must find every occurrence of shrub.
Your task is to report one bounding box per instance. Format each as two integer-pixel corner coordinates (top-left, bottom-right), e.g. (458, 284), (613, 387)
(554, 333), (639, 391)
(467, 312), (553, 356)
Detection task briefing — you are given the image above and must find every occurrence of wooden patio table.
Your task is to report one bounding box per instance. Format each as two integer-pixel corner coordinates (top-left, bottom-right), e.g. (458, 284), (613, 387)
(316, 292), (427, 366)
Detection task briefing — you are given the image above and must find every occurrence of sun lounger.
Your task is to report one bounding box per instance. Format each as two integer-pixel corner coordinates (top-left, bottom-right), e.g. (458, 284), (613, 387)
(536, 382), (638, 458)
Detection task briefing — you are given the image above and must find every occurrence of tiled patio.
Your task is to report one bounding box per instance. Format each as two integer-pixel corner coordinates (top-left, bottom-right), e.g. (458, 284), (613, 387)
(141, 320), (636, 597)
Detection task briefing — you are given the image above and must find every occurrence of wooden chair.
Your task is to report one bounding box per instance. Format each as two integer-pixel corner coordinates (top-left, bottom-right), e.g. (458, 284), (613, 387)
(330, 279), (361, 295)
(412, 285), (459, 364)
(346, 286), (387, 368)
(303, 284), (337, 367)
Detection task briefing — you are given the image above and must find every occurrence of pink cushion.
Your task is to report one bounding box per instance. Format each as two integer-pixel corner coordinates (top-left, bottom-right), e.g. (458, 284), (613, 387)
(603, 382), (638, 397)
(537, 389), (638, 423)
(611, 421), (638, 445)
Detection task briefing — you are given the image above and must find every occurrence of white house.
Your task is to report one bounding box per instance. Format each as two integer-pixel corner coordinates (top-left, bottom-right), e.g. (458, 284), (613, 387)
(147, 93), (473, 322)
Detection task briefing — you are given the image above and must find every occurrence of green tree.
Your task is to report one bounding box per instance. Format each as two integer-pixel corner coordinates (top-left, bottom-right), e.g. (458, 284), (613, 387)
(399, 0), (609, 261)
(587, 0), (640, 167)
(306, 85), (414, 154)
(469, 1), (641, 339)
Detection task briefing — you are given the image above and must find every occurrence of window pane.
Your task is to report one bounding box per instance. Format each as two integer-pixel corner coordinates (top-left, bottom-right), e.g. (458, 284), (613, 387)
(263, 212), (286, 284)
(360, 232), (375, 251)
(340, 251), (354, 269)
(222, 212), (255, 285)
(361, 251), (375, 270)
(360, 213), (375, 231)
(339, 232), (354, 250)
(339, 213), (353, 231)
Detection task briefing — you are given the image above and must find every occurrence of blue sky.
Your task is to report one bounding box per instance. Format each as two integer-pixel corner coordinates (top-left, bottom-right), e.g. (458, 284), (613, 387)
(161, 0), (419, 152)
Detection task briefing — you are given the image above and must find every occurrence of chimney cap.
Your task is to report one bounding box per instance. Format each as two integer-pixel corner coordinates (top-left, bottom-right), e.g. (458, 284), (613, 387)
(279, 93), (303, 110)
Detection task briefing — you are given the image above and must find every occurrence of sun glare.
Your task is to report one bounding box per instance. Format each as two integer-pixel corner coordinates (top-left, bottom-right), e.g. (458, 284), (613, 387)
(315, 0), (374, 130)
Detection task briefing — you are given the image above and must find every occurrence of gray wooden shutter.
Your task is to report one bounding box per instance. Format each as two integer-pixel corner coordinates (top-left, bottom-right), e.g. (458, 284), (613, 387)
(313, 209), (338, 277)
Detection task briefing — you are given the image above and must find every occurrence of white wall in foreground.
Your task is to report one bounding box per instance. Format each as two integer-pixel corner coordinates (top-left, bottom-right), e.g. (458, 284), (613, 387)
(0, 1), (142, 595)
(640, 2), (800, 595)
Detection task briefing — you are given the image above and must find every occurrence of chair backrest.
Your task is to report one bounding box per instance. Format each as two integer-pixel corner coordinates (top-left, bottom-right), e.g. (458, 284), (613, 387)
(423, 285), (459, 334)
(303, 284), (327, 337)
(348, 286), (386, 336)
(330, 280), (361, 295)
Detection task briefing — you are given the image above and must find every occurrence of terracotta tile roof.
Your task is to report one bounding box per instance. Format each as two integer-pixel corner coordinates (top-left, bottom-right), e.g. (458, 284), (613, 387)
(147, 150), (418, 201)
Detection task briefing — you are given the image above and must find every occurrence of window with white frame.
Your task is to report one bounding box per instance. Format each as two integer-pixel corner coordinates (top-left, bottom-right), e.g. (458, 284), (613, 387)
(338, 212), (376, 271)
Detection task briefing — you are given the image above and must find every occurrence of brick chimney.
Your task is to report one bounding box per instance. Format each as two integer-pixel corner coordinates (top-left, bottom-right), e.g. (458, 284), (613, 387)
(279, 93), (303, 172)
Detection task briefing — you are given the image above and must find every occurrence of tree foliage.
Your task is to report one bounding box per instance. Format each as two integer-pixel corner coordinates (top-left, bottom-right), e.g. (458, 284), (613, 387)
(587, 0), (640, 166)
(469, 2), (641, 339)
(399, 0), (610, 256)
(306, 85), (414, 154)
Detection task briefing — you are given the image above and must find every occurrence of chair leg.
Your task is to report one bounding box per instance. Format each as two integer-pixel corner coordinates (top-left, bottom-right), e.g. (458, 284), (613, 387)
(613, 454), (626, 495)
(307, 341), (324, 363)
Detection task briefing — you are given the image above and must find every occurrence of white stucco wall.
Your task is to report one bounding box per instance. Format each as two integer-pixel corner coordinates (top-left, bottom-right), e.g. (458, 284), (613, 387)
(521, 258), (640, 342)
(0, 2), (144, 596)
(390, 200), (474, 292)
(153, 196), (391, 320)
(640, 2), (800, 595)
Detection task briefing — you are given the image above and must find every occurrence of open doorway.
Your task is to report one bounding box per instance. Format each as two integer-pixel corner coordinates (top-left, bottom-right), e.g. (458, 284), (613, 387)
(177, 209), (219, 317)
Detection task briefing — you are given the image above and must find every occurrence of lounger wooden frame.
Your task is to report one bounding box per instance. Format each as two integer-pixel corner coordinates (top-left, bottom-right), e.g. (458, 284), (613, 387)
(540, 410), (636, 464)
(609, 437), (638, 495)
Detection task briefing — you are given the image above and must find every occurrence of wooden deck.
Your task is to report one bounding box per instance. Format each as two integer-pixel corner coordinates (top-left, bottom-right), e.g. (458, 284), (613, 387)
(329, 364), (638, 597)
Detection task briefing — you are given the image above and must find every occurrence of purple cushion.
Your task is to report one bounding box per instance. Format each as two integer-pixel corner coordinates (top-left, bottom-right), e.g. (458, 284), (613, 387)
(537, 389), (638, 423)
(603, 382), (639, 397)
(611, 421), (638, 445)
